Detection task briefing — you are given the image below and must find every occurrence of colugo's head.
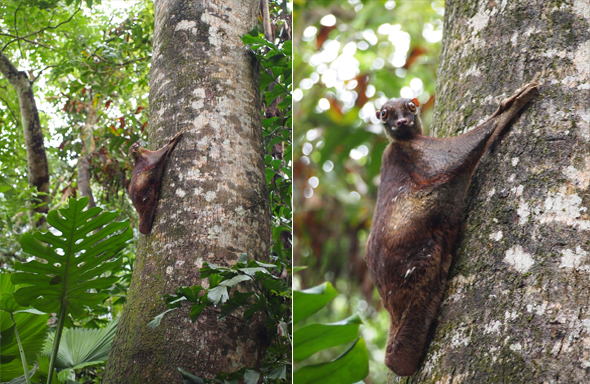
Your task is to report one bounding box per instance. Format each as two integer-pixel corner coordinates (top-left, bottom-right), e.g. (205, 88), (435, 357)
(128, 141), (142, 162)
(376, 97), (422, 140)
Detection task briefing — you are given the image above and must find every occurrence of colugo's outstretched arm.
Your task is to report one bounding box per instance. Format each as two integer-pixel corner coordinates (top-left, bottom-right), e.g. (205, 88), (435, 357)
(366, 81), (538, 376)
(128, 131), (183, 234)
(406, 81), (539, 186)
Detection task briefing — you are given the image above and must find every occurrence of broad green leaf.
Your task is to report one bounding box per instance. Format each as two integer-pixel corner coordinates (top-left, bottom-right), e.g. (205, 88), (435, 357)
(293, 338), (369, 384)
(189, 302), (208, 322)
(31, 354), (63, 384)
(253, 260), (277, 268)
(219, 274), (251, 287)
(3, 366), (37, 384)
(41, 318), (119, 369)
(293, 282), (338, 325)
(293, 313), (363, 361)
(207, 285), (228, 304)
(0, 324), (17, 364)
(1, 272), (26, 313)
(11, 197), (132, 318)
(0, 311), (50, 381)
(267, 364), (287, 379)
(219, 291), (254, 320)
(239, 267), (271, 277)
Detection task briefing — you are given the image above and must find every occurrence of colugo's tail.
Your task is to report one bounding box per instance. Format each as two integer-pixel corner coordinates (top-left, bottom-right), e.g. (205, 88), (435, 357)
(384, 310), (431, 377)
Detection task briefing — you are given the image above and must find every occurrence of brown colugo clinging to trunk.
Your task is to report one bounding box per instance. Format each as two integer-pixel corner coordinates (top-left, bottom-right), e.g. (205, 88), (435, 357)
(365, 81), (539, 376)
(128, 131), (183, 234)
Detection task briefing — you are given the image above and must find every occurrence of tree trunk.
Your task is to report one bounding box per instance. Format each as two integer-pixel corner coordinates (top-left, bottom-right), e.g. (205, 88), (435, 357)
(103, 1), (270, 383)
(392, 1), (590, 382)
(77, 105), (98, 209)
(0, 51), (50, 225)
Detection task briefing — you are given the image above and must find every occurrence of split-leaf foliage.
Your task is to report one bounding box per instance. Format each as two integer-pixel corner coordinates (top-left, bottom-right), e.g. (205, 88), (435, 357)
(2, 197), (131, 383)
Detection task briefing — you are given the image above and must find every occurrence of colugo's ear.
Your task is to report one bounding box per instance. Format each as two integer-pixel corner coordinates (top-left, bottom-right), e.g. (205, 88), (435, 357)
(375, 110), (381, 119)
(412, 98), (420, 107)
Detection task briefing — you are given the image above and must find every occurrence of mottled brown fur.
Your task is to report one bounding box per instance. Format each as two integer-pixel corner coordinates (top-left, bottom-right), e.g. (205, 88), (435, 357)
(366, 82), (538, 376)
(128, 131), (183, 234)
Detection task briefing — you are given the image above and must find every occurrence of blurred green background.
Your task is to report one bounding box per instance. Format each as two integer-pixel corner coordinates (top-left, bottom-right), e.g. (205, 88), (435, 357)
(293, 0), (444, 382)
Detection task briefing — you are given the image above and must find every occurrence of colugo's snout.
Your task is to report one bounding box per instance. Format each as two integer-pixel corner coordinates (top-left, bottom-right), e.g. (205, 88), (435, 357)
(395, 118), (409, 127)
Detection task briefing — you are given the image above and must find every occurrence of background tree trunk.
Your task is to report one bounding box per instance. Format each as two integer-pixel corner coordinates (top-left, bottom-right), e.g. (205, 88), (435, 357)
(77, 104), (98, 209)
(393, 1), (590, 382)
(103, 1), (270, 382)
(0, 51), (50, 225)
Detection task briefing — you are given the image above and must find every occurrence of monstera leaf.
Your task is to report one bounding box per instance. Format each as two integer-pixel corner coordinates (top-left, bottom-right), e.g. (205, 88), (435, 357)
(11, 197), (132, 318)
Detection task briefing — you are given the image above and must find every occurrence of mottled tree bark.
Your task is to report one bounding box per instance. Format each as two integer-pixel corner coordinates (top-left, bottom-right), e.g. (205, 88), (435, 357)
(392, 1), (590, 382)
(77, 106), (98, 209)
(103, 1), (270, 383)
(0, 51), (50, 225)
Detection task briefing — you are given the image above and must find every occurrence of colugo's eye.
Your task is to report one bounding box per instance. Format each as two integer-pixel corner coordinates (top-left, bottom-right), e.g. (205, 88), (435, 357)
(407, 101), (416, 112)
(381, 110), (388, 120)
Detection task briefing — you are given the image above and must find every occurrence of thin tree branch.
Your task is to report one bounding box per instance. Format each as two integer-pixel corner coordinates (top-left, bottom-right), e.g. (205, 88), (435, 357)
(2, 7), (80, 52)
(31, 64), (57, 84)
(0, 33), (54, 50)
(0, 95), (20, 128)
(13, 1), (24, 59)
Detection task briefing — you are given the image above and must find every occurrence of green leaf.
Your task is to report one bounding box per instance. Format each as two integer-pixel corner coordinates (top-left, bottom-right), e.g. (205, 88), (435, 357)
(0, 311), (50, 381)
(244, 369), (260, 384)
(267, 364), (286, 379)
(207, 285), (228, 304)
(189, 302), (208, 322)
(293, 313), (363, 361)
(0, 324), (17, 364)
(219, 291), (254, 319)
(242, 34), (274, 49)
(41, 318), (119, 369)
(293, 282), (338, 325)
(238, 267), (271, 277)
(31, 354), (63, 384)
(3, 366), (37, 384)
(178, 367), (204, 384)
(11, 197), (132, 318)
(219, 274), (252, 287)
(293, 338), (369, 384)
(254, 260), (278, 268)
(148, 308), (178, 329)
(1, 272), (27, 313)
